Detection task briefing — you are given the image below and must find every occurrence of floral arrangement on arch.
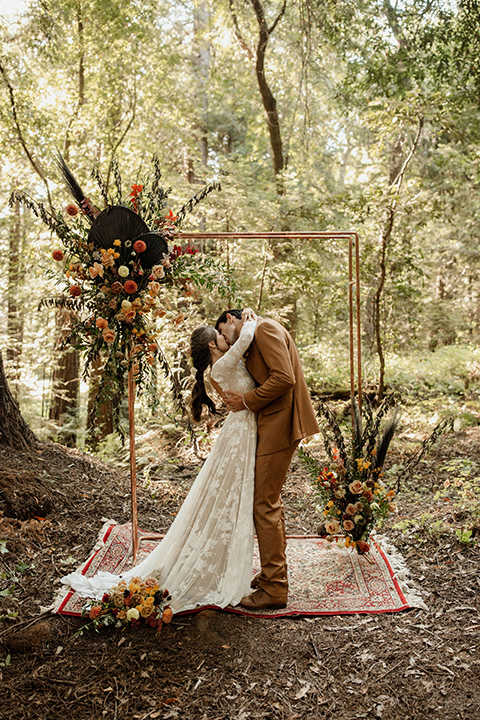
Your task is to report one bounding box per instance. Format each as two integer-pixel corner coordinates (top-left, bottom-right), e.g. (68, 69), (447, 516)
(300, 397), (400, 554)
(10, 154), (236, 421)
(77, 576), (172, 635)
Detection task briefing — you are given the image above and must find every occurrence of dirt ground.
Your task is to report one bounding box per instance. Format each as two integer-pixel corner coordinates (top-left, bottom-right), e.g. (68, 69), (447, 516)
(0, 424), (479, 720)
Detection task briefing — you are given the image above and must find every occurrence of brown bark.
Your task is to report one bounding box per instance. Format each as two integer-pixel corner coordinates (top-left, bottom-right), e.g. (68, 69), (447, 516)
(251, 0), (287, 194)
(373, 118), (423, 401)
(86, 356), (114, 450)
(6, 195), (23, 398)
(49, 308), (80, 447)
(0, 350), (37, 450)
(229, 0), (287, 194)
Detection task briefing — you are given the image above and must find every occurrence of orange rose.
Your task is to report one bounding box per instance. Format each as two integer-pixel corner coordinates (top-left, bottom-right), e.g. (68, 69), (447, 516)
(123, 309), (136, 323)
(149, 281), (160, 296)
(102, 328), (116, 343)
(343, 519), (355, 532)
(69, 285), (82, 297)
(66, 204), (78, 216)
(96, 318), (109, 330)
(52, 250), (64, 261)
(162, 607), (173, 624)
(349, 480), (364, 494)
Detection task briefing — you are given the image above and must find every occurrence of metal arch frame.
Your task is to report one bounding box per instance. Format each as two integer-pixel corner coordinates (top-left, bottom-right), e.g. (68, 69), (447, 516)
(179, 231), (362, 408)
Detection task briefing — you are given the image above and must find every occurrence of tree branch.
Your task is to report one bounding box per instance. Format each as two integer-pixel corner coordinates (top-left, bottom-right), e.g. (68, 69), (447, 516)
(228, 0), (254, 60)
(0, 60), (53, 209)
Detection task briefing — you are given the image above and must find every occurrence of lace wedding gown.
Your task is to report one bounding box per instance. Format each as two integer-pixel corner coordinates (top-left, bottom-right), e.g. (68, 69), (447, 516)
(61, 320), (257, 613)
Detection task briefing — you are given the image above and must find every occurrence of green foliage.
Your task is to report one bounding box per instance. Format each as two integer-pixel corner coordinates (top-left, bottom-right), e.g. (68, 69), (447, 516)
(1, 0), (480, 445)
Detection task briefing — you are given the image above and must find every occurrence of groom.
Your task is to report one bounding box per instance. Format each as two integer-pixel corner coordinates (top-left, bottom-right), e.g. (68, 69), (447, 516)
(215, 309), (319, 610)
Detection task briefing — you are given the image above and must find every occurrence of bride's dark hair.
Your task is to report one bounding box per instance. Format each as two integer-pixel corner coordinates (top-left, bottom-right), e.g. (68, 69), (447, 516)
(190, 326), (218, 421)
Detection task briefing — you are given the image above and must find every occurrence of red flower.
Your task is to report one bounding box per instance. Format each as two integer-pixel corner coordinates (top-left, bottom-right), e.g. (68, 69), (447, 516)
(102, 594), (110, 603)
(52, 250), (64, 261)
(66, 204), (78, 217)
(185, 246), (199, 255)
(129, 184), (144, 212)
(169, 245), (182, 262)
(166, 209), (178, 222)
(130, 184), (144, 198)
(69, 285), (82, 297)
(357, 540), (370, 554)
(124, 280), (138, 294)
(133, 240), (147, 253)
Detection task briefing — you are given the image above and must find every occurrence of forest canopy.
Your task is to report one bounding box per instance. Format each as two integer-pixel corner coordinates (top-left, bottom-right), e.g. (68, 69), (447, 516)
(0, 0), (479, 445)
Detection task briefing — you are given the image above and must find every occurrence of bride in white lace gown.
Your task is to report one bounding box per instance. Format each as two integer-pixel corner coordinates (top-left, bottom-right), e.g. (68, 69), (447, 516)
(61, 315), (258, 614)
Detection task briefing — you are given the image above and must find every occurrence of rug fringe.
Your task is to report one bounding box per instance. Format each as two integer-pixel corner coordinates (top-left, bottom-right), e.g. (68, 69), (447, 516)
(52, 518), (119, 613)
(373, 534), (428, 611)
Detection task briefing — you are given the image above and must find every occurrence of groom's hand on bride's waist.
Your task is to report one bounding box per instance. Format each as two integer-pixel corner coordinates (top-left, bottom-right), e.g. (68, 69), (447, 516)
(225, 391), (250, 412)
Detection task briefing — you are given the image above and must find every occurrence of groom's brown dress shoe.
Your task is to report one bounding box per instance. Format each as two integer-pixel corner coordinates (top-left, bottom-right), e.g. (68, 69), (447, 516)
(239, 589), (287, 610)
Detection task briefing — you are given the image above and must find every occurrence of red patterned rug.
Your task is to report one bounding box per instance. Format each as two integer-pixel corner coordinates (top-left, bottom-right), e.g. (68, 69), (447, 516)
(54, 522), (415, 619)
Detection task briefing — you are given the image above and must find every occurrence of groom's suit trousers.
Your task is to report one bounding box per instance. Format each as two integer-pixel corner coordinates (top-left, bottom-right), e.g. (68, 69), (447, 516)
(254, 439), (300, 598)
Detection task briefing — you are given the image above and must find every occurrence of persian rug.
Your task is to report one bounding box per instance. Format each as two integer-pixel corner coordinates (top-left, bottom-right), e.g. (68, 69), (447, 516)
(54, 522), (421, 619)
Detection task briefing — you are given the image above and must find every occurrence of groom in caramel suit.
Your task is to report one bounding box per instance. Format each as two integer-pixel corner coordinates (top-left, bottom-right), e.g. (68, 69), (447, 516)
(215, 310), (319, 610)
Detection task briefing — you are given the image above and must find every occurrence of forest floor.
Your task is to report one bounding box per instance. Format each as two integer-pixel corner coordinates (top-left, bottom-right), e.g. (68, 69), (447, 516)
(0, 415), (479, 720)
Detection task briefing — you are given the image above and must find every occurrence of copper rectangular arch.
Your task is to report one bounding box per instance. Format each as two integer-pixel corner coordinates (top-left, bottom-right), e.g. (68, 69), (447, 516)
(179, 231), (362, 407)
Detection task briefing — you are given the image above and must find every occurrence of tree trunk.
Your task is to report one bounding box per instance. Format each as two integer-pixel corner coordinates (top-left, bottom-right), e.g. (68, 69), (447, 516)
(86, 356), (114, 450)
(7, 195), (24, 399)
(250, 0), (286, 195)
(372, 119), (423, 401)
(229, 0), (287, 195)
(49, 307), (80, 447)
(0, 349), (37, 450)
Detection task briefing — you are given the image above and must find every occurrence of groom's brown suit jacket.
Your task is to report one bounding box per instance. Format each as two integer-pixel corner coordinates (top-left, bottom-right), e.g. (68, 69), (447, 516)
(243, 318), (319, 456)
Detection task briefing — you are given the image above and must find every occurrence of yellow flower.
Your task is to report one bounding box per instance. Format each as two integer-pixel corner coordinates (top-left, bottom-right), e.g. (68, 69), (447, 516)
(113, 239), (121, 246)
(113, 252), (120, 259)
(107, 248), (115, 255)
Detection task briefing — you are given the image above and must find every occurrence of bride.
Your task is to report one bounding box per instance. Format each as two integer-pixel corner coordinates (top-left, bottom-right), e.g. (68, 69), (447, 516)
(61, 309), (258, 613)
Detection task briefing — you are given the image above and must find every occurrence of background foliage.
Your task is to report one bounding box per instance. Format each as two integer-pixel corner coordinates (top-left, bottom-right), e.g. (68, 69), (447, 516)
(0, 0), (479, 446)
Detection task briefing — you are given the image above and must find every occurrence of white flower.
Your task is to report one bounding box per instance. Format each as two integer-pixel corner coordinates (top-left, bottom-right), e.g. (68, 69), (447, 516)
(126, 608), (140, 621)
(122, 300), (132, 310)
(118, 265), (130, 278)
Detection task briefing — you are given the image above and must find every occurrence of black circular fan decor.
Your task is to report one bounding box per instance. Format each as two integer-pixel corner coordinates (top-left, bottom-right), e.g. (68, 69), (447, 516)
(88, 206), (150, 249)
(131, 233), (169, 268)
(88, 206), (169, 269)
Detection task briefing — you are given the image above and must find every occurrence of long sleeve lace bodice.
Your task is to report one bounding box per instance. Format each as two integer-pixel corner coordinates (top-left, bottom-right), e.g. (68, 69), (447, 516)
(210, 319), (256, 395)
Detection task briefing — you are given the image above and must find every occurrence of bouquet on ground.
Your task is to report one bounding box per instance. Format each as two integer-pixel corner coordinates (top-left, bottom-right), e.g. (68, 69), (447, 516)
(300, 398), (400, 554)
(78, 576), (172, 634)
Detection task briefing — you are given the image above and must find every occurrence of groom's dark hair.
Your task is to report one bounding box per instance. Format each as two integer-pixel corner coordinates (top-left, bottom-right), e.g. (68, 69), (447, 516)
(215, 309), (242, 330)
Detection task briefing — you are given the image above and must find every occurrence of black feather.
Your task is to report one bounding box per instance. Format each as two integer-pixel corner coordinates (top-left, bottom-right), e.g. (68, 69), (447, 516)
(55, 152), (96, 222)
(175, 181), (221, 224)
(372, 411), (399, 472)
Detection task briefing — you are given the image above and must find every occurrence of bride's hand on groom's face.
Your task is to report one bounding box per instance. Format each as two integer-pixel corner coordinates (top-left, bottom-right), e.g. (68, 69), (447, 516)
(242, 308), (257, 322)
